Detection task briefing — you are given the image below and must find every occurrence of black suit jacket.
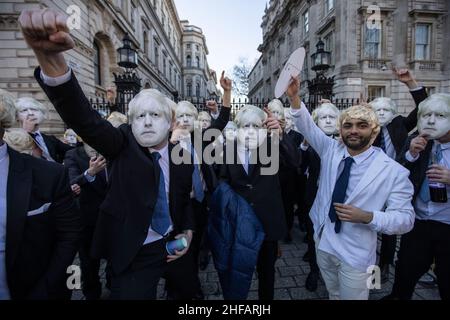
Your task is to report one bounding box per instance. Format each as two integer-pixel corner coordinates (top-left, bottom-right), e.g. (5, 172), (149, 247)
(31, 133), (73, 164)
(287, 130), (303, 148)
(397, 134), (434, 202)
(219, 135), (299, 241)
(6, 147), (80, 300)
(64, 146), (108, 227)
(190, 107), (231, 194)
(301, 146), (321, 213)
(36, 68), (194, 274)
(373, 88), (428, 155)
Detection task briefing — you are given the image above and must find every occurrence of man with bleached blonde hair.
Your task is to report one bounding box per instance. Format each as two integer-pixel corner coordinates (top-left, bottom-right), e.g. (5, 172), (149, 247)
(3, 128), (42, 158)
(198, 111), (212, 130)
(286, 77), (415, 300)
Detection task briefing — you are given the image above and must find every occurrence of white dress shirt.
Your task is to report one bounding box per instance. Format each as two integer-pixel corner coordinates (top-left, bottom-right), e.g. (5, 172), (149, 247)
(144, 143), (173, 245)
(290, 104), (415, 272)
(406, 142), (450, 225)
(0, 143), (11, 299)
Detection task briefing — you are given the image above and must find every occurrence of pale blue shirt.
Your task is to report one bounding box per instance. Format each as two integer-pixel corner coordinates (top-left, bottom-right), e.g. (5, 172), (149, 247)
(0, 143), (11, 299)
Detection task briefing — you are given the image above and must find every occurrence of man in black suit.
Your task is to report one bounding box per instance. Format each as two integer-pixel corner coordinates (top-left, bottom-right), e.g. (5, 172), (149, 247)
(64, 144), (108, 300)
(267, 99), (301, 243)
(1, 88), (81, 300)
(20, 8), (197, 299)
(174, 91), (231, 299)
(385, 93), (450, 300)
(219, 105), (300, 300)
(370, 68), (428, 282)
(16, 97), (73, 163)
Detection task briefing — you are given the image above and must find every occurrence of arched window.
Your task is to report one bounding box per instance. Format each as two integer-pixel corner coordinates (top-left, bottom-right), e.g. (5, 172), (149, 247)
(196, 56), (200, 68)
(93, 41), (102, 86)
(196, 82), (200, 97)
(187, 82), (192, 97)
(186, 55), (192, 67)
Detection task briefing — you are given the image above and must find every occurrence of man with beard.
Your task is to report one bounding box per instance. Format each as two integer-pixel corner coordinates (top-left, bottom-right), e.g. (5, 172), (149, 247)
(19, 8), (196, 300)
(286, 77), (415, 300)
(385, 93), (450, 300)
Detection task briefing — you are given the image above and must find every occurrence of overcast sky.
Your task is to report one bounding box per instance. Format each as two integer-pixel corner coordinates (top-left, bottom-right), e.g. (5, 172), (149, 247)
(174, 0), (267, 79)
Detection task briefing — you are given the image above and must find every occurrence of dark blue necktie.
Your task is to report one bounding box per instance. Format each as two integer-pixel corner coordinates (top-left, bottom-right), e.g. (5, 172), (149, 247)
(151, 152), (171, 236)
(190, 145), (205, 202)
(379, 130), (386, 152)
(329, 157), (354, 233)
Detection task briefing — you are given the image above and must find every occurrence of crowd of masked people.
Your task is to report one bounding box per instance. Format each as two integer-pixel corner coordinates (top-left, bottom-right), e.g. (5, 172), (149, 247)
(0, 8), (448, 301)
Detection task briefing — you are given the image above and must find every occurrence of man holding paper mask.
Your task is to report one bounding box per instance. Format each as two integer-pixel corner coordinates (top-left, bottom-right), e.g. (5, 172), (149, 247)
(286, 76), (415, 300)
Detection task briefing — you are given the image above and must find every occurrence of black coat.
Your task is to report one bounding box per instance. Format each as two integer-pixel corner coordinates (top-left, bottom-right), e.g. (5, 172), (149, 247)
(30, 133), (73, 164)
(301, 146), (321, 213)
(6, 147), (81, 300)
(397, 134), (435, 202)
(36, 68), (195, 275)
(64, 146), (108, 227)
(219, 135), (300, 241)
(373, 88), (428, 155)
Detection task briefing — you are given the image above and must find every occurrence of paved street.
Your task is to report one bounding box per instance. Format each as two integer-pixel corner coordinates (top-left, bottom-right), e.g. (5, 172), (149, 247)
(71, 221), (441, 301)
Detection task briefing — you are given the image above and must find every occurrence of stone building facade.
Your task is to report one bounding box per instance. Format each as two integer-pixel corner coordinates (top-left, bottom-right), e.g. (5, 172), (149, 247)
(0, 0), (219, 134)
(248, 0), (450, 115)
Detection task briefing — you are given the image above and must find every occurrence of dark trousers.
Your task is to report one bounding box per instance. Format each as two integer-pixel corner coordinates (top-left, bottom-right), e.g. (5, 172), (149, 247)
(281, 184), (296, 233)
(306, 216), (319, 273)
(109, 239), (167, 300)
(79, 225), (102, 300)
(391, 219), (450, 300)
(191, 199), (209, 290)
(256, 240), (278, 300)
(379, 234), (397, 267)
(165, 248), (199, 299)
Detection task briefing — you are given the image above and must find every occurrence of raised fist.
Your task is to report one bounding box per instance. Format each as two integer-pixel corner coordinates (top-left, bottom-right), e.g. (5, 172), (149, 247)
(19, 9), (75, 55)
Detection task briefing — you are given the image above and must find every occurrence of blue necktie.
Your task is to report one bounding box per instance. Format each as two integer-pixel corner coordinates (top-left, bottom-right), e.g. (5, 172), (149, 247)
(151, 152), (171, 236)
(329, 157), (354, 233)
(191, 146), (205, 202)
(244, 149), (250, 175)
(379, 130), (386, 152)
(419, 144), (443, 203)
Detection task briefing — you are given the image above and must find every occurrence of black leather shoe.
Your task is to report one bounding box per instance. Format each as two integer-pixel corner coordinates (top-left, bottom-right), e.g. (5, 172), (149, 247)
(305, 271), (319, 292)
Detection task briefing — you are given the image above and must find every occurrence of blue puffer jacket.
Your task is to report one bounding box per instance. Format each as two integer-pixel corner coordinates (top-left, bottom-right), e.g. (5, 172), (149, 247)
(208, 182), (265, 300)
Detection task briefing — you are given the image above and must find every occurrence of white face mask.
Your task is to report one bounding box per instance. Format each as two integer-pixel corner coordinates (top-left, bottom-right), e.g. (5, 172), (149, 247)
(224, 128), (236, 141)
(317, 108), (338, 135)
(199, 118), (211, 129)
(269, 106), (284, 121)
(176, 105), (197, 133)
(131, 102), (171, 148)
(285, 114), (293, 132)
(66, 134), (77, 145)
(418, 106), (450, 140)
(18, 108), (45, 127)
(373, 105), (395, 127)
(237, 113), (267, 150)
